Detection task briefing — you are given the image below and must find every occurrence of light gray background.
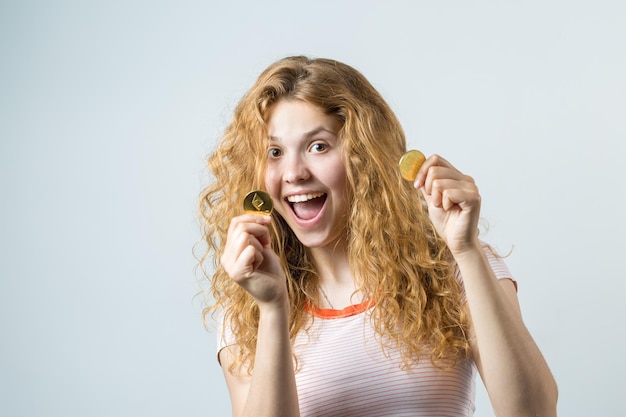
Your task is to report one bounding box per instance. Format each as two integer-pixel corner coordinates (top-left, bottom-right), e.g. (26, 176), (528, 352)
(1, 1), (624, 416)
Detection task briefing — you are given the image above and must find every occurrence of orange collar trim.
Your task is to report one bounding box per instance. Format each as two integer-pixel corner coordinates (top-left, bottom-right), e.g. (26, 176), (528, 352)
(305, 299), (375, 319)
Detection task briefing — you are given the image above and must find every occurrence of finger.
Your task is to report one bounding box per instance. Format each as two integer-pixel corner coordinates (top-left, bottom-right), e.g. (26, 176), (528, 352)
(228, 231), (264, 259)
(222, 220), (271, 277)
(424, 178), (477, 208)
(423, 174), (473, 199)
(414, 154), (457, 188)
(429, 183), (479, 210)
(251, 245), (265, 270)
(224, 234), (267, 276)
(228, 218), (272, 248)
(234, 244), (261, 280)
(241, 243), (266, 273)
(228, 214), (272, 236)
(422, 167), (468, 196)
(440, 187), (481, 211)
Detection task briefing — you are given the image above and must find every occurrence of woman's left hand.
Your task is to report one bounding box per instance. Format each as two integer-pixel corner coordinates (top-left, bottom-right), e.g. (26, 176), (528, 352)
(414, 154), (482, 255)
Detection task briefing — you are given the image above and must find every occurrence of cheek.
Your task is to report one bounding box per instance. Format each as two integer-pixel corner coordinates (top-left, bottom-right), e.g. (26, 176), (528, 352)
(264, 169), (279, 195)
(333, 166), (351, 209)
(328, 161), (349, 191)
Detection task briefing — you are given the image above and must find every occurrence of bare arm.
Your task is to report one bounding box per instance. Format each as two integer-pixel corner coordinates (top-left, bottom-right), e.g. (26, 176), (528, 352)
(219, 214), (300, 417)
(220, 304), (299, 417)
(415, 155), (557, 416)
(457, 246), (558, 416)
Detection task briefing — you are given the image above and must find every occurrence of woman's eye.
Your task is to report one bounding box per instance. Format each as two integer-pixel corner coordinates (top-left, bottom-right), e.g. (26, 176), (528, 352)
(310, 143), (328, 153)
(268, 148), (282, 158)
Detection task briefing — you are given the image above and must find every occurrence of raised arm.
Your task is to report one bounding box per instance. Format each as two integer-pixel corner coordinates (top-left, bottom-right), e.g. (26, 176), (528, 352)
(219, 214), (300, 417)
(415, 155), (558, 417)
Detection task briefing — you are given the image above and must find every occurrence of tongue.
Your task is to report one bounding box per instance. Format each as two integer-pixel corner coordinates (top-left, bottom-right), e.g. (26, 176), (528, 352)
(293, 196), (325, 220)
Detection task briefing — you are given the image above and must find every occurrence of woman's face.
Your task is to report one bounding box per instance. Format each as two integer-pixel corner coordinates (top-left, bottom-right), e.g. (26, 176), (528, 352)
(264, 100), (349, 249)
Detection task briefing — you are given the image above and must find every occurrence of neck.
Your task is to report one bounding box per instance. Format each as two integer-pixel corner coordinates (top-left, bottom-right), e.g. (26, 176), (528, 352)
(310, 241), (362, 309)
(309, 240), (352, 286)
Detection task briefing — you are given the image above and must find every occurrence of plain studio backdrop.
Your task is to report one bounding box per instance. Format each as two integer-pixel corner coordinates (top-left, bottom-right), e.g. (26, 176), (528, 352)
(1, 1), (624, 416)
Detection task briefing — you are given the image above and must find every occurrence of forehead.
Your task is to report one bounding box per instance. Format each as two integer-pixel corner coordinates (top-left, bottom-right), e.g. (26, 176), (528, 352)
(266, 100), (341, 139)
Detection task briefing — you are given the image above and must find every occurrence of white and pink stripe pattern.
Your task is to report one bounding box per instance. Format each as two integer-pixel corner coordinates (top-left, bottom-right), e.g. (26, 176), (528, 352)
(217, 245), (514, 416)
(293, 302), (476, 417)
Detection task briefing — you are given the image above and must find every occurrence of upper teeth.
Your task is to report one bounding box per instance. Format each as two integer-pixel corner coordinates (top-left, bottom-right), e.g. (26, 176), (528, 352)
(287, 193), (324, 203)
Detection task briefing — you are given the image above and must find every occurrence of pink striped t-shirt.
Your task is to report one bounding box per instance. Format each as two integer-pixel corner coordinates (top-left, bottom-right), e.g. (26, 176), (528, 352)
(218, 247), (514, 416)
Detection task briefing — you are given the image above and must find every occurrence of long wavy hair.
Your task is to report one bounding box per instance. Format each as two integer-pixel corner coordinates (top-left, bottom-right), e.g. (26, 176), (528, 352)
(198, 56), (470, 373)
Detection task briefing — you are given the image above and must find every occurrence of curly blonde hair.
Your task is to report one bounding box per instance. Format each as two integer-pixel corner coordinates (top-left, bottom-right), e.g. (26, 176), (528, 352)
(198, 56), (470, 373)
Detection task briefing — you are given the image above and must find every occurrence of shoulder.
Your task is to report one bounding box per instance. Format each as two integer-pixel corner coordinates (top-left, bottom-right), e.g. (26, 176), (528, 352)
(214, 309), (237, 363)
(481, 242), (517, 285)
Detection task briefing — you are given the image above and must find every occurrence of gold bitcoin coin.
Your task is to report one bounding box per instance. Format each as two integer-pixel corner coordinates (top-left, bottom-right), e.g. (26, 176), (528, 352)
(398, 150), (426, 181)
(243, 190), (273, 216)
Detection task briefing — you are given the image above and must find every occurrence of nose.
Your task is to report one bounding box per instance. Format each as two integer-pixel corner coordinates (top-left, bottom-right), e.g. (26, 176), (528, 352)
(283, 153), (310, 183)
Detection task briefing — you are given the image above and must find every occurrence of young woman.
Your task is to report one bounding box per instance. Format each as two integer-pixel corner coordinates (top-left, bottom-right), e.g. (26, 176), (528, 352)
(198, 56), (557, 417)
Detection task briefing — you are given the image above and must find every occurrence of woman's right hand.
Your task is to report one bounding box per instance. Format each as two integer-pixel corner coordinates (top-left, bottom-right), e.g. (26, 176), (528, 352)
(220, 214), (288, 309)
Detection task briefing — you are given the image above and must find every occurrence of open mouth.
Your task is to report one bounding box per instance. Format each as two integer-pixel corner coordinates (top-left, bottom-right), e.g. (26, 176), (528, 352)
(286, 192), (327, 220)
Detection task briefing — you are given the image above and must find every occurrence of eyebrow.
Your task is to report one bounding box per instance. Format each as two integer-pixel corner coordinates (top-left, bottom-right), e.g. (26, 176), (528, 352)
(268, 126), (337, 142)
